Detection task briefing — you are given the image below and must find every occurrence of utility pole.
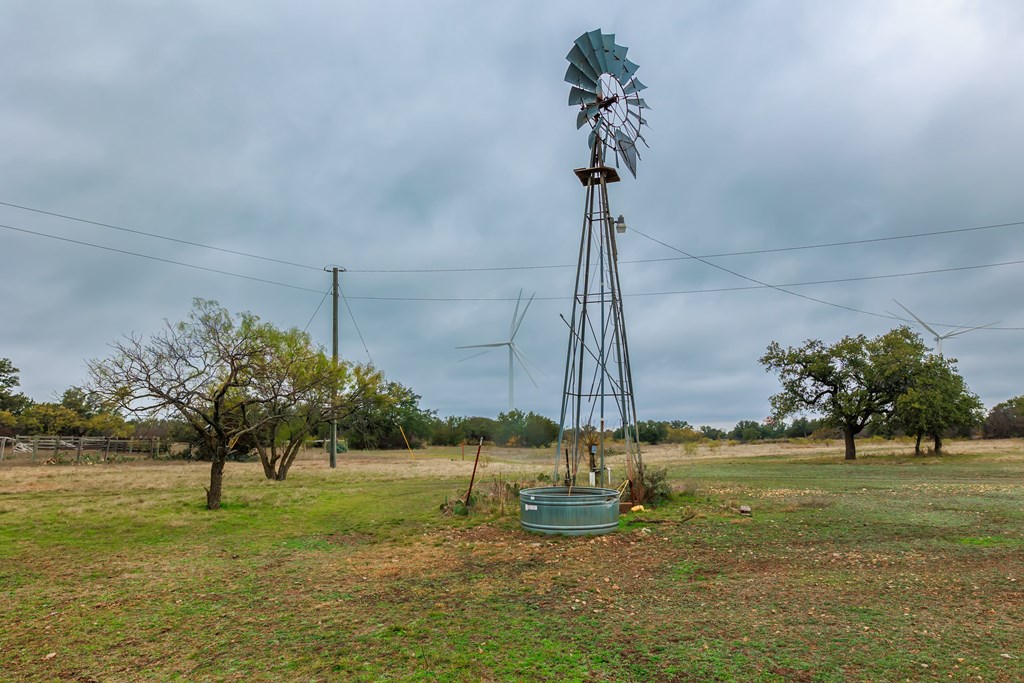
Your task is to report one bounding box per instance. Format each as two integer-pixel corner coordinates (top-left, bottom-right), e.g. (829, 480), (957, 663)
(324, 266), (346, 468)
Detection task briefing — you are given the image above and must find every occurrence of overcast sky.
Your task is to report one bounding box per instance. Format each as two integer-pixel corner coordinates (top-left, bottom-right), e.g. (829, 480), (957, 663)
(2, 1), (1023, 429)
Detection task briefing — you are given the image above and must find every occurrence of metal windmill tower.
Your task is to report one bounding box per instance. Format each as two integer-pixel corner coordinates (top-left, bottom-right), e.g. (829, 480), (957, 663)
(890, 299), (999, 356)
(555, 29), (650, 500)
(457, 290), (540, 413)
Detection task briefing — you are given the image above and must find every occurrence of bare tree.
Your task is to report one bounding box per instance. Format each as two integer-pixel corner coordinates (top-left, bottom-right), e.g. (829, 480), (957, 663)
(89, 299), (282, 509)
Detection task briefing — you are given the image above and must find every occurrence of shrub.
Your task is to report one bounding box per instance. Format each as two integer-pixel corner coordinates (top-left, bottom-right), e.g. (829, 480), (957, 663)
(641, 466), (673, 506)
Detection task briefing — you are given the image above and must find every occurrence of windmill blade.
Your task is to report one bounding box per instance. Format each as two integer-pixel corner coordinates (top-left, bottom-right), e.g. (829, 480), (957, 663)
(626, 96), (650, 110)
(616, 130), (638, 178)
(621, 118), (649, 148)
(627, 108), (648, 125)
(607, 42), (628, 74)
(568, 86), (598, 107)
(576, 109), (592, 130)
(456, 341), (509, 349)
(577, 31), (605, 76)
(511, 292), (536, 340)
(566, 43), (600, 83)
(599, 33), (617, 74)
(623, 78), (647, 95)
(564, 63), (598, 91)
(618, 58), (639, 81)
(892, 299), (940, 338)
(587, 30), (609, 73)
(510, 345), (540, 389)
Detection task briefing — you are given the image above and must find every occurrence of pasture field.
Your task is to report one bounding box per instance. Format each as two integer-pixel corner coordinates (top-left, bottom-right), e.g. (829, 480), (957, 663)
(1, 440), (1023, 682)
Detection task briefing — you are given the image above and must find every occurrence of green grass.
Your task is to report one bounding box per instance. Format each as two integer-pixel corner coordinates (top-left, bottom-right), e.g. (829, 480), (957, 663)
(1, 446), (1023, 681)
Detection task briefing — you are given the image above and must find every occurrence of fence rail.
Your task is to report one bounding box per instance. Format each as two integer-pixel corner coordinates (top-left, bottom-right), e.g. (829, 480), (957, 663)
(0, 436), (169, 463)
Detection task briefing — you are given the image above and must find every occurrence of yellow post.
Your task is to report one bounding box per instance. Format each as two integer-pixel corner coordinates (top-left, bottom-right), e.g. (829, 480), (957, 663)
(399, 425), (415, 459)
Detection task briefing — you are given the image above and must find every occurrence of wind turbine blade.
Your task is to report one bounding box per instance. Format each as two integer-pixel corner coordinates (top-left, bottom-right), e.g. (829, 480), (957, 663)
(884, 309), (910, 322)
(509, 289), (523, 339)
(457, 349), (494, 362)
(511, 292), (536, 340)
(456, 342), (509, 349)
(941, 321), (1001, 339)
(892, 299), (940, 338)
(511, 342), (546, 378)
(510, 345), (539, 389)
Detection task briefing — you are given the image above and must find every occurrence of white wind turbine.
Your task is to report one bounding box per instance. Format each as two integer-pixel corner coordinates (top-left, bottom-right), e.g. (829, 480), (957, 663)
(890, 299), (999, 356)
(457, 290), (541, 412)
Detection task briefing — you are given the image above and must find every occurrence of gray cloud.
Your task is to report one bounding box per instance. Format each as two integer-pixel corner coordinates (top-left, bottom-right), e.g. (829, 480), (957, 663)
(2, 1), (1023, 429)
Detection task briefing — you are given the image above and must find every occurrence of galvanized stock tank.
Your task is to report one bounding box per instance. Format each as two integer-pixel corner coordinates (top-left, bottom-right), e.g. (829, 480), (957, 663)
(519, 486), (620, 536)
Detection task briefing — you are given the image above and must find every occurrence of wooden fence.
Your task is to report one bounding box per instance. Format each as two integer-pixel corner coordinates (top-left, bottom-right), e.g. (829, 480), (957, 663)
(0, 436), (168, 463)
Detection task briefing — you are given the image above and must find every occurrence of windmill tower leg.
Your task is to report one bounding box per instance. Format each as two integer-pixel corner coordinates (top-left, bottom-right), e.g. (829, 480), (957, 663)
(554, 144), (645, 501)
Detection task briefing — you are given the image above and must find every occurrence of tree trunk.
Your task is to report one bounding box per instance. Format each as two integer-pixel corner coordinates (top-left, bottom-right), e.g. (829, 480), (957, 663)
(843, 427), (857, 460)
(207, 457), (225, 509)
(258, 447), (275, 480)
(933, 433), (942, 455)
(914, 433), (922, 455)
(276, 440), (303, 481)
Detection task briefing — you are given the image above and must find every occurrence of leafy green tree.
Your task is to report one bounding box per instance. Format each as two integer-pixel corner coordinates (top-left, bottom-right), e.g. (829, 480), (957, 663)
(495, 410), (528, 446)
(342, 379), (435, 450)
(983, 396), (1024, 438)
(461, 416), (498, 443)
(89, 299), (296, 509)
(636, 420), (668, 445)
(244, 326), (358, 480)
(59, 387), (103, 420)
(728, 419), (766, 442)
(761, 327), (929, 460)
(665, 423), (703, 444)
(783, 416), (823, 438)
(699, 425), (726, 440)
(0, 358), (32, 414)
(523, 412), (558, 447)
(428, 416), (467, 446)
(890, 355), (983, 454)
(19, 403), (82, 435)
(83, 412), (133, 438)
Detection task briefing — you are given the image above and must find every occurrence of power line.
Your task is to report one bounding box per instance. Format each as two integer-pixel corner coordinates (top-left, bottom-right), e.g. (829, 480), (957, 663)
(0, 222), (323, 294)
(339, 287), (374, 365)
(3, 197), (1023, 274)
(342, 255), (1024, 307)
(4, 218), (1023, 329)
(0, 199), (322, 271)
(303, 287), (332, 332)
(628, 224), (1024, 328)
(629, 259), (1024, 297)
(343, 218), (1024, 272)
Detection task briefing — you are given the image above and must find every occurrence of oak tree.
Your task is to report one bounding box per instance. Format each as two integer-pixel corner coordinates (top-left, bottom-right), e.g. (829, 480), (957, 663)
(760, 327), (928, 460)
(890, 355), (982, 454)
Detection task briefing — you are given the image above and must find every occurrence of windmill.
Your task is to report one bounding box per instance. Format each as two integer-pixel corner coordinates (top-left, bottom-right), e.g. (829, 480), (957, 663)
(890, 299), (999, 356)
(557, 29), (650, 497)
(456, 290), (540, 412)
